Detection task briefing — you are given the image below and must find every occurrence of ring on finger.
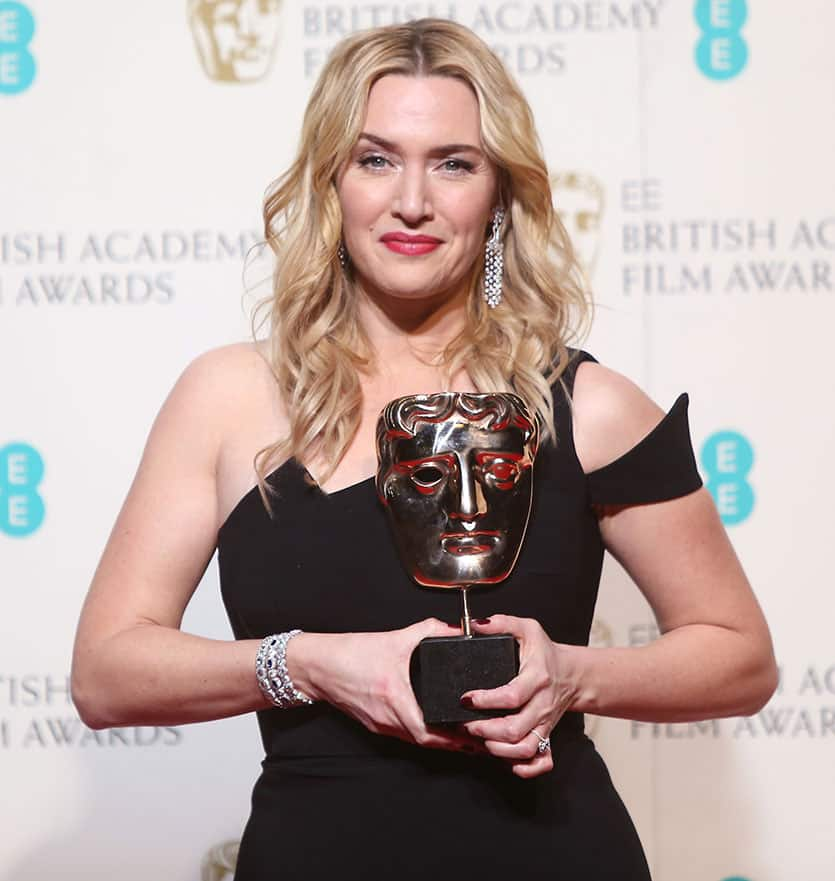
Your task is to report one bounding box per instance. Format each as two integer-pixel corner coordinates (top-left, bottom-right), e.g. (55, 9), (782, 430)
(530, 728), (550, 754)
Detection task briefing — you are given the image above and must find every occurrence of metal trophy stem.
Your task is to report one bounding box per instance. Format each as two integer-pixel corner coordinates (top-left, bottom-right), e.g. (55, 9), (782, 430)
(460, 585), (473, 638)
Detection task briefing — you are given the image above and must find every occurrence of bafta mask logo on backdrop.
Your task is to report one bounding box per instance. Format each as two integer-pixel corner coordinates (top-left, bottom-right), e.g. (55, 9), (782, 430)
(200, 840), (240, 881)
(0, 442), (45, 537)
(700, 430), (755, 525)
(694, 0), (749, 80)
(188, 0), (283, 84)
(551, 171), (605, 283)
(0, 1), (36, 95)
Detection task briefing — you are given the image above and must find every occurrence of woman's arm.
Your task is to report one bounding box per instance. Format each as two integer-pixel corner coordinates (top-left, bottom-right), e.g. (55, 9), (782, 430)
(570, 360), (777, 720)
(71, 346), (272, 728)
(569, 486), (777, 721)
(463, 361), (778, 774)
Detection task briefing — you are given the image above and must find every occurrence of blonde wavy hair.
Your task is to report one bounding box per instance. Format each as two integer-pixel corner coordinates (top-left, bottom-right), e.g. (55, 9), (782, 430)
(252, 18), (591, 501)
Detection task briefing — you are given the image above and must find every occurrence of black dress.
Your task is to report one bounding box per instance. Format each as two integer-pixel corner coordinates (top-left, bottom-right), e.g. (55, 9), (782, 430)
(217, 350), (703, 880)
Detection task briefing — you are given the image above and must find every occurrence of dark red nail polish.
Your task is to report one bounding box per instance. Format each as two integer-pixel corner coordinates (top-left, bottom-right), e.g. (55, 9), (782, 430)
(460, 695), (475, 708)
(474, 617), (491, 624)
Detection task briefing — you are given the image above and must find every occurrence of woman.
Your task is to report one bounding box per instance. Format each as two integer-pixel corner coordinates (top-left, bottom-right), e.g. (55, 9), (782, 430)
(72, 18), (777, 880)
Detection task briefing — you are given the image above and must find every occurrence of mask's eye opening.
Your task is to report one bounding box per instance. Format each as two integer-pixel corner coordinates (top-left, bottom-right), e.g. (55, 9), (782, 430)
(412, 465), (445, 487)
(486, 461), (518, 482)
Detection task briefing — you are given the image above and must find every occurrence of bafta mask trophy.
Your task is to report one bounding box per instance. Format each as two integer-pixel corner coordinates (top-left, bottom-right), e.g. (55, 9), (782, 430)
(376, 392), (538, 725)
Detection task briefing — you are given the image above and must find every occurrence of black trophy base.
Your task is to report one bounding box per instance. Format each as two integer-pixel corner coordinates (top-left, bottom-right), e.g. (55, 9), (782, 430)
(410, 633), (519, 725)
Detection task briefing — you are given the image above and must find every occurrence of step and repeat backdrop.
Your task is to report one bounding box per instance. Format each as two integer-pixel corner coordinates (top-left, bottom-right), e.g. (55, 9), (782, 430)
(2, 1), (833, 879)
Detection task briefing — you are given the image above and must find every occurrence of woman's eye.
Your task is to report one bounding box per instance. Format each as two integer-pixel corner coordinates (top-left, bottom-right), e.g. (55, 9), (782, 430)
(441, 158), (473, 174)
(358, 154), (389, 170)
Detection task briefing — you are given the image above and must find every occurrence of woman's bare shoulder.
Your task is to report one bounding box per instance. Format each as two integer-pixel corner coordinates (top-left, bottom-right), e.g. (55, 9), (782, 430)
(182, 339), (271, 384)
(146, 340), (287, 530)
(155, 341), (283, 467)
(570, 359), (666, 474)
(176, 340), (279, 413)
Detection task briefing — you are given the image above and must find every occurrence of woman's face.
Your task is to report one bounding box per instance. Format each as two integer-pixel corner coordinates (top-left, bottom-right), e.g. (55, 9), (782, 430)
(337, 74), (498, 307)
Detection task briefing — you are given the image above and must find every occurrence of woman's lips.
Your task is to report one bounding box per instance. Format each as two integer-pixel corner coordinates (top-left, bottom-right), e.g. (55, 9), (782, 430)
(380, 233), (442, 255)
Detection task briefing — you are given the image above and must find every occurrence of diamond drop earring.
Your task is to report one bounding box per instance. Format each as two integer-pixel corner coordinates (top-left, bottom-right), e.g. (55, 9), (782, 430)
(337, 242), (348, 269)
(484, 208), (505, 308)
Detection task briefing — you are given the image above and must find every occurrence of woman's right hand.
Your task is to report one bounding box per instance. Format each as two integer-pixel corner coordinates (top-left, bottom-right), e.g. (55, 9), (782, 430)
(286, 619), (485, 754)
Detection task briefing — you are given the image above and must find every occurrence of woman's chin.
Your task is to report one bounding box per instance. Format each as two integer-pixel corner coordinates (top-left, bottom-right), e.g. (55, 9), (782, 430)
(359, 277), (466, 308)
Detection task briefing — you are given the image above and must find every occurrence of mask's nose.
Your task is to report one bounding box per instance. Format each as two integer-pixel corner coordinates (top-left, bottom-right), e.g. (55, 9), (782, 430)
(236, 1), (261, 38)
(447, 454), (486, 526)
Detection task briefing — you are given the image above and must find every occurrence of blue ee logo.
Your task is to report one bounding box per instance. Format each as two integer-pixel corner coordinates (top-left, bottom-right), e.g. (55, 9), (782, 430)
(694, 0), (748, 80)
(700, 431), (755, 525)
(0, 2), (36, 95)
(0, 443), (45, 537)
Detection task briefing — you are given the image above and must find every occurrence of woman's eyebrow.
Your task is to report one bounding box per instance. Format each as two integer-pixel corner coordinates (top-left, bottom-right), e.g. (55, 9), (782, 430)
(357, 132), (483, 156)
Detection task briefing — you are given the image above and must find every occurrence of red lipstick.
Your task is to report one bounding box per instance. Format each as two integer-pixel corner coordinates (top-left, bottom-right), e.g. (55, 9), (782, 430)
(380, 232), (442, 255)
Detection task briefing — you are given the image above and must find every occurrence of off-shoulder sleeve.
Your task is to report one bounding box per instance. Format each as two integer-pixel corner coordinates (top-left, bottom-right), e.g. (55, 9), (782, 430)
(585, 393), (703, 507)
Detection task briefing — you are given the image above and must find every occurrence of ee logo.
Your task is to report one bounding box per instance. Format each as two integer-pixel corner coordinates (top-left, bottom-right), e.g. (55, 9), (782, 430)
(694, 0), (748, 81)
(0, 443), (45, 537)
(0, 1), (36, 95)
(700, 431), (755, 525)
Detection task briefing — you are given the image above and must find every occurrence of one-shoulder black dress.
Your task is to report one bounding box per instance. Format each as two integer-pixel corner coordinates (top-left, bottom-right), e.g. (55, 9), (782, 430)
(217, 350), (703, 881)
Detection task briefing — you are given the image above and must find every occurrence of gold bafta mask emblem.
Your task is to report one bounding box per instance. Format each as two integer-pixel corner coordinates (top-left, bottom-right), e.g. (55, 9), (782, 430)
(188, 0), (283, 83)
(551, 171), (605, 281)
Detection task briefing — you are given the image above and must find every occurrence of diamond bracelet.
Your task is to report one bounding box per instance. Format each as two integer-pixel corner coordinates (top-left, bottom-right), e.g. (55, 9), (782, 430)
(255, 630), (314, 709)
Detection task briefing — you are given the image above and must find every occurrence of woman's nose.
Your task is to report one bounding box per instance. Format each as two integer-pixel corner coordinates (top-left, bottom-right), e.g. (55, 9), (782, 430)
(392, 168), (433, 225)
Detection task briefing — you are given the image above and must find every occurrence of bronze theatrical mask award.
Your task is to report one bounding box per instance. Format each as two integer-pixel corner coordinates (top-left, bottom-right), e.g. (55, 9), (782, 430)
(376, 392), (539, 725)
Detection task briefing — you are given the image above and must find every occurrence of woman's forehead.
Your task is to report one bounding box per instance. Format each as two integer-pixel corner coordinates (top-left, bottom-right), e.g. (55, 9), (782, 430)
(362, 74), (481, 145)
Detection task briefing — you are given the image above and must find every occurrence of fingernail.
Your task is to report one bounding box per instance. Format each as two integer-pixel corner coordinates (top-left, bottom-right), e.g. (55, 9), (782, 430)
(474, 617), (491, 624)
(460, 695), (475, 708)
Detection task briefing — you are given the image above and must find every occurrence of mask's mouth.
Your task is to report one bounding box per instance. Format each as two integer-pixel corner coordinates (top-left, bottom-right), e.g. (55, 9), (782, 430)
(440, 531), (501, 555)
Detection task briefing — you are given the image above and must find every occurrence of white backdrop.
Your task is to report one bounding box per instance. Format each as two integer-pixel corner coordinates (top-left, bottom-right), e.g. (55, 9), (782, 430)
(2, 2), (833, 879)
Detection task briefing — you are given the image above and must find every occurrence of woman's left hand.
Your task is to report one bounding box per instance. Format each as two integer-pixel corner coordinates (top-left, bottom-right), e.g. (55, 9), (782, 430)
(460, 614), (579, 779)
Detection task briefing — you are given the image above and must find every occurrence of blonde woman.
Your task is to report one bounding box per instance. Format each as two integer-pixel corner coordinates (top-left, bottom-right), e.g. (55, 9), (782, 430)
(72, 19), (777, 880)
